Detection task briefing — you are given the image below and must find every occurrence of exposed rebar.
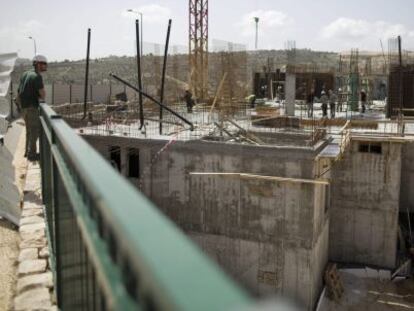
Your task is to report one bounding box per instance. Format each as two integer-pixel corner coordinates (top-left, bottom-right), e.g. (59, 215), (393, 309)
(136, 20), (144, 129)
(109, 73), (194, 131)
(82, 28), (91, 119)
(159, 19), (172, 134)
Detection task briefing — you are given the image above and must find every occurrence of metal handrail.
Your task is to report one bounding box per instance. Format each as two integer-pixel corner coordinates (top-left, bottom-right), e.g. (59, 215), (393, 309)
(39, 103), (251, 310)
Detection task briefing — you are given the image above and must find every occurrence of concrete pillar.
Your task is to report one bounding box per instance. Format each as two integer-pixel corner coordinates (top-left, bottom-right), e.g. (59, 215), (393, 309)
(285, 73), (296, 116)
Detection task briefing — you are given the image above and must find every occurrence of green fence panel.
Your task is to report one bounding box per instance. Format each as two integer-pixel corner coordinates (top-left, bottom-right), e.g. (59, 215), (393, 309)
(39, 103), (252, 311)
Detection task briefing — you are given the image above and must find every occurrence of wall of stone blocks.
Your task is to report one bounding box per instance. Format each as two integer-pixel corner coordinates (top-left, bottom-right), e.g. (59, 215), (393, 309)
(14, 163), (56, 311)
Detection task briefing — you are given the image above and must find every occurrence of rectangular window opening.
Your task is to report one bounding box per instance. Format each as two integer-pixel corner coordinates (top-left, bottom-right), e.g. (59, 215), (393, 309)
(358, 142), (382, 154)
(358, 143), (369, 153)
(324, 185), (330, 214)
(128, 148), (140, 178)
(370, 143), (382, 154)
(109, 146), (121, 171)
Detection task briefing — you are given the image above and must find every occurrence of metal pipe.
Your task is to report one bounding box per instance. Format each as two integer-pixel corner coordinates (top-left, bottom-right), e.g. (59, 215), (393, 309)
(83, 28), (91, 119)
(136, 20), (144, 129)
(140, 13), (143, 58)
(159, 19), (172, 134)
(407, 206), (413, 246)
(398, 36), (403, 117)
(109, 73), (194, 130)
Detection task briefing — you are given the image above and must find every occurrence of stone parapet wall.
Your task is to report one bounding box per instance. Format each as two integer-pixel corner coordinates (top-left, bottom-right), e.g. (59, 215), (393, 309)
(13, 162), (56, 311)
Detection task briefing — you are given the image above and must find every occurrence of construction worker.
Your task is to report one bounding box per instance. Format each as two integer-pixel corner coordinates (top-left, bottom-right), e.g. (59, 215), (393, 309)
(17, 55), (47, 161)
(320, 90), (328, 118)
(328, 89), (337, 118)
(307, 89), (315, 118)
(360, 89), (367, 113)
(247, 94), (256, 108)
(183, 89), (195, 113)
(337, 88), (343, 112)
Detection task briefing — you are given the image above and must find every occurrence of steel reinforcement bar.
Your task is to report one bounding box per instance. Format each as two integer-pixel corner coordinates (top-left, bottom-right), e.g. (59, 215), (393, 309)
(38, 103), (251, 311)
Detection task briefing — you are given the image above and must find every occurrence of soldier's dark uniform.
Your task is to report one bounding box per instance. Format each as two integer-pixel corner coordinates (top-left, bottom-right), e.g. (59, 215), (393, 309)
(18, 70), (44, 160)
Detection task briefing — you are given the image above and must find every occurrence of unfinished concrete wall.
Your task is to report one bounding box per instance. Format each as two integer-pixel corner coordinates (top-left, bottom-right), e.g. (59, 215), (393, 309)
(83, 135), (329, 310)
(187, 175), (329, 309)
(330, 140), (402, 268)
(400, 142), (414, 213)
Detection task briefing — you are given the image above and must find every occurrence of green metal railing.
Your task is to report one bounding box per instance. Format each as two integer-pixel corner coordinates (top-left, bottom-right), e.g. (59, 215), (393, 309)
(39, 103), (252, 311)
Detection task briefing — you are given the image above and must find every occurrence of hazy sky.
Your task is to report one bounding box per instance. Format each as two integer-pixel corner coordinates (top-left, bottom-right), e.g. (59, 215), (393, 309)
(1, 0), (413, 61)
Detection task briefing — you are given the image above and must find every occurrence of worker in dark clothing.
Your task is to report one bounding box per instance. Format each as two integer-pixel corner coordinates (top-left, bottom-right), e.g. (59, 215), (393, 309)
(184, 90), (195, 113)
(328, 89), (337, 118)
(307, 90), (315, 118)
(17, 55), (47, 161)
(247, 94), (256, 108)
(320, 91), (328, 118)
(337, 88), (344, 112)
(360, 90), (367, 113)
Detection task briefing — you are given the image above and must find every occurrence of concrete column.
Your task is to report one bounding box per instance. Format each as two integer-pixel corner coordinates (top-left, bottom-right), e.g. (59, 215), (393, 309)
(285, 73), (296, 116)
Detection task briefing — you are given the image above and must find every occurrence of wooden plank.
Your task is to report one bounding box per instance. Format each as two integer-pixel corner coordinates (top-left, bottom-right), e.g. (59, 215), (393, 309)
(351, 135), (413, 142)
(189, 172), (330, 185)
(208, 72), (228, 121)
(339, 120), (350, 133)
(251, 116), (282, 123)
(300, 118), (379, 129)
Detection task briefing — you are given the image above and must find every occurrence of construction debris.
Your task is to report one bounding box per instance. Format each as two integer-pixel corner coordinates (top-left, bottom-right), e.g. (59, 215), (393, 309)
(324, 263), (344, 302)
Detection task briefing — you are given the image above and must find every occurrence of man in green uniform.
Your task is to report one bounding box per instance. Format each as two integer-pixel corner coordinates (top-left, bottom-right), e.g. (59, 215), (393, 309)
(246, 94), (256, 108)
(17, 55), (47, 161)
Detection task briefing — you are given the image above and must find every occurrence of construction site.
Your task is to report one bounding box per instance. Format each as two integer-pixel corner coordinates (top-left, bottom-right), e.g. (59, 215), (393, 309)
(1, 1), (414, 310)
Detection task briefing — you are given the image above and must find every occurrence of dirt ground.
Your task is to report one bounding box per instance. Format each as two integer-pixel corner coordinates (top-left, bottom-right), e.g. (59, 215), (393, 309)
(319, 270), (414, 311)
(0, 122), (27, 310)
(0, 219), (19, 310)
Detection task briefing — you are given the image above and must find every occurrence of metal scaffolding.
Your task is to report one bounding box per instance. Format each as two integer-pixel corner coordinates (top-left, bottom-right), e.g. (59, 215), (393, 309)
(189, 0), (208, 101)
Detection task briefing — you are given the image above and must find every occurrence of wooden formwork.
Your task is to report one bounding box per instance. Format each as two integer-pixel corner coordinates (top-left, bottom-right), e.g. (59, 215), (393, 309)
(300, 118), (379, 129)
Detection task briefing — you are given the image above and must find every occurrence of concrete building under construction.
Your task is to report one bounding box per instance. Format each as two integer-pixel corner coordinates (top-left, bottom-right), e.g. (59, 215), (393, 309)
(2, 4), (414, 308)
(75, 111), (413, 310)
(26, 35), (411, 310)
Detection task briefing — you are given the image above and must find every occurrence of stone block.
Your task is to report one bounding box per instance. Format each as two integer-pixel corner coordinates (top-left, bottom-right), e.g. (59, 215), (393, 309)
(14, 288), (52, 310)
(20, 235), (47, 249)
(17, 272), (53, 294)
(24, 201), (43, 209)
(24, 179), (40, 192)
(18, 248), (38, 262)
(21, 208), (44, 217)
(18, 259), (47, 276)
(20, 215), (44, 226)
(21, 225), (45, 243)
(20, 222), (46, 234)
(23, 192), (43, 205)
(39, 247), (49, 259)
